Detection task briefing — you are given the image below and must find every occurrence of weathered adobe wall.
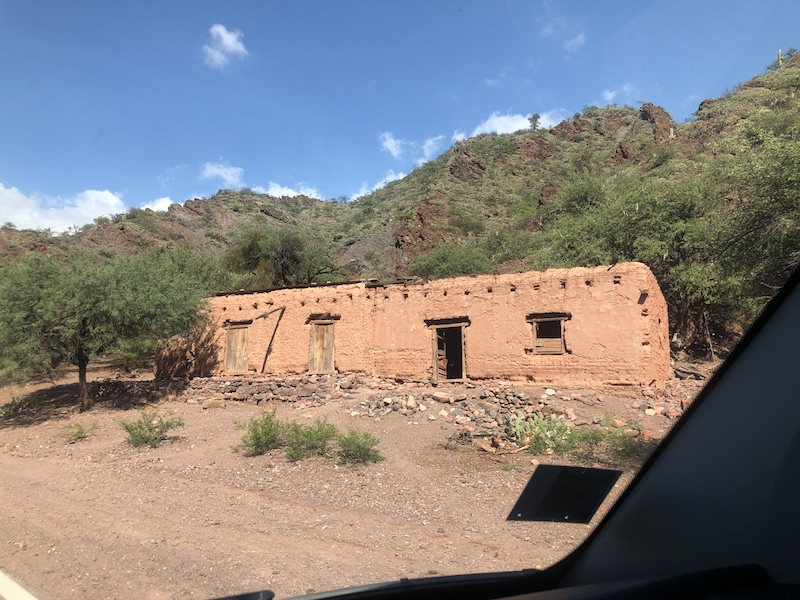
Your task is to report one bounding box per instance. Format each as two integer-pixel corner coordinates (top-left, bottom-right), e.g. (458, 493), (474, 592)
(207, 262), (669, 386)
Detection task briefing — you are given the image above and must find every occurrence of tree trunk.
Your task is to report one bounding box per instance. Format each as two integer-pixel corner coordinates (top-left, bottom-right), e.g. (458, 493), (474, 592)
(76, 319), (92, 412)
(78, 356), (91, 412)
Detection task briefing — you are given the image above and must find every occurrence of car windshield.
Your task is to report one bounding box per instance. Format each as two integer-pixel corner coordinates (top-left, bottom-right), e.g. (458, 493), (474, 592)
(1, 3), (798, 600)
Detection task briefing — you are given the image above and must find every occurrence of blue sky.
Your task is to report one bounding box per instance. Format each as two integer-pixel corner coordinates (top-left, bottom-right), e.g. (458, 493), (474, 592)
(1, 0), (797, 233)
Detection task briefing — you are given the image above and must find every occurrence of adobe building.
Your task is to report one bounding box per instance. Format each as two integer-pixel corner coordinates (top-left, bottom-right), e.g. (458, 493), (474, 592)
(207, 262), (669, 387)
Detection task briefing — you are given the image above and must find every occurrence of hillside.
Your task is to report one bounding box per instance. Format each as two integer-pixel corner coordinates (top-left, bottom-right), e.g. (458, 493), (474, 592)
(2, 51), (798, 355)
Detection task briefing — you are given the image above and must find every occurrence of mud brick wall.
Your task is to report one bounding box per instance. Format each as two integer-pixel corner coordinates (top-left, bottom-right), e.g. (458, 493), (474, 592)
(207, 262), (669, 387)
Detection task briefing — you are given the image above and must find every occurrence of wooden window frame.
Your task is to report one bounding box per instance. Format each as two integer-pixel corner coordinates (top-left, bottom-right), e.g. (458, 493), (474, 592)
(527, 312), (571, 355)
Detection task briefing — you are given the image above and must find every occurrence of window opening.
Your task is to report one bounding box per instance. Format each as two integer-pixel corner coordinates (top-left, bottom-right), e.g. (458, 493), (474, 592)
(527, 312), (571, 355)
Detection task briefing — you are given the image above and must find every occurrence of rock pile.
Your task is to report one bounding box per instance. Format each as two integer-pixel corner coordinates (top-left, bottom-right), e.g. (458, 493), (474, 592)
(185, 374), (341, 408)
(180, 373), (699, 446)
(347, 385), (600, 436)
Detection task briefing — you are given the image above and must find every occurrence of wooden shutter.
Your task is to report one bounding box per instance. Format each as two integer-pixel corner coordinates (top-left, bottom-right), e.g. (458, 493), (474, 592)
(533, 319), (565, 355)
(535, 336), (565, 354)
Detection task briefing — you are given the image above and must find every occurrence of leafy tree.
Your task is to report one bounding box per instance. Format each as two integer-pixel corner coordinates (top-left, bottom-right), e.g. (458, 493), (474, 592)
(525, 169), (735, 350)
(408, 241), (494, 280)
(223, 226), (342, 289)
(712, 131), (800, 318)
(0, 249), (209, 411)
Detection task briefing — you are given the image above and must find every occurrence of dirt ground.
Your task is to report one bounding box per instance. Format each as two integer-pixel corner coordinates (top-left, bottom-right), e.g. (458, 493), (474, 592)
(0, 364), (705, 600)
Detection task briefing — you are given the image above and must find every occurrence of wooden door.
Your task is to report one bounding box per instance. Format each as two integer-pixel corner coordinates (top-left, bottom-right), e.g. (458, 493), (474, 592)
(310, 322), (335, 373)
(435, 329), (447, 381)
(432, 326), (465, 381)
(225, 326), (248, 373)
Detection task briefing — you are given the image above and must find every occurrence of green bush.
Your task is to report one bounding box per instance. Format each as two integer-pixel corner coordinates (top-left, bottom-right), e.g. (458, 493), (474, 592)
(506, 411), (643, 465)
(569, 427), (641, 464)
(284, 419), (339, 461)
(120, 410), (184, 448)
(336, 429), (384, 465)
(508, 413), (573, 454)
(234, 411), (383, 466)
(408, 241), (494, 280)
(237, 409), (285, 456)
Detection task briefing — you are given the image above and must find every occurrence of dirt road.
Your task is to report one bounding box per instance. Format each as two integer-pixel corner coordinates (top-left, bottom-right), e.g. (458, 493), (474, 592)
(0, 370), (699, 599)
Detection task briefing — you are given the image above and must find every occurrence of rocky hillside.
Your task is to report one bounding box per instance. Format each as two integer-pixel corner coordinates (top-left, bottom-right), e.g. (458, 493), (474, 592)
(2, 51), (799, 354)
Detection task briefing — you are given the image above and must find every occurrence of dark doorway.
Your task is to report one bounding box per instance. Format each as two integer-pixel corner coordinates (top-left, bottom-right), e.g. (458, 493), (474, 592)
(435, 326), (464, 380)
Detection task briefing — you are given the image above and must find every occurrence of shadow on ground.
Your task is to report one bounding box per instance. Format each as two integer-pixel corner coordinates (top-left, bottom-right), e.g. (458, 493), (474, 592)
(0, 379), (189, 429)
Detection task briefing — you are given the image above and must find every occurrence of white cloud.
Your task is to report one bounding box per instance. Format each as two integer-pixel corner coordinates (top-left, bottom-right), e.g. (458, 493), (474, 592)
(379, 132), (404, 159)
(538, 108), (570, 129)
(538, 16), (585, 53)
(203, 24), (248, 69)
(422, 135), (444, 162)
(456, 110), (567, 141)
(471, 112), (532, 136)
(200, 161), (321, 199)
(0, 183), (125, 233)
(381, 131), (446, 165)
(253, 182), (321, 199)
(600, 82), (636, 106)
(201, 162), (244, 187)
(376, 169), (405, 187)
(352, 170), (406, 200)
(141, 196), (173, 212)
(483, 66), (512, 87)
(564, 32), (586, 52)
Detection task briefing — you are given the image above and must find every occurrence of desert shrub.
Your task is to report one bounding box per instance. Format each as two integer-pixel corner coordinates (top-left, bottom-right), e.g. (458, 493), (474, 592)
(449, 213), (486, 235)
(284, 419), (339, 461)
(337, 429), (384, 465)
(507, 412), (573, 454)
(60, 422), (98, 443)
(505, 410), (643, 465)
(233, 411), (383, 465)
(120, 410), (184, 448)
(408, 241), (494, 280)
(569, 427), (641, 464)
(237, 409), (285, 456)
